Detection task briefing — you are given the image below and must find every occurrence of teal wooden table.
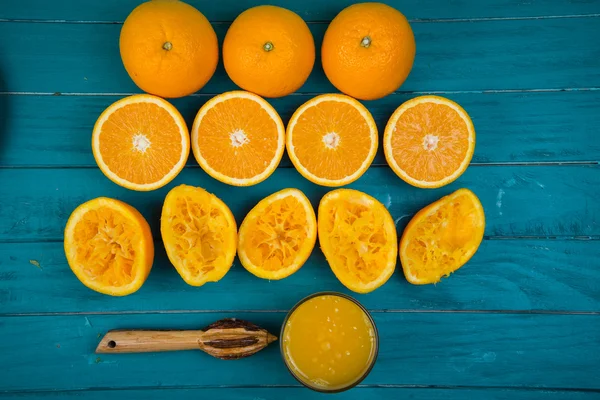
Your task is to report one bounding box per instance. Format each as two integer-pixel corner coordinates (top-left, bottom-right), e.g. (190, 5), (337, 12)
(0, 0), (599, 398)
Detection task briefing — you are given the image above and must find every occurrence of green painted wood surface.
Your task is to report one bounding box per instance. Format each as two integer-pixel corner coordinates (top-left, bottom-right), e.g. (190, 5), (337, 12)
(0, 166), (597, 241)
(1, 18), (599, 94)
(0, 0), (598, 398)
(1, 239), (599, 314)
(2, 0), (599, 21)
(1, 90), (599, 167)
(0, 313), (598, 391)
(2, 387), (599, 400)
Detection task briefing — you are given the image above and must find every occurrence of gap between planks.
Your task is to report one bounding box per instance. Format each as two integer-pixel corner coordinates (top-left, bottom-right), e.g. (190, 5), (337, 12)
(1, 13), (600, 24)
(2, 309), (600, 317)
(1, 383), (600, 394)
(1, 87), (600, 97)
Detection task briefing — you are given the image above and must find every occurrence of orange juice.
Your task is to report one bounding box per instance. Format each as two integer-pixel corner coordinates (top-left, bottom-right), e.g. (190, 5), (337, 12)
(281, 293), (377, 391)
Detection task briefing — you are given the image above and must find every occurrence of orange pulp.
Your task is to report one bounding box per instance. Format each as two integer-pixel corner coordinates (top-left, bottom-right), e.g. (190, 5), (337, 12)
(282, 294), (377, 391)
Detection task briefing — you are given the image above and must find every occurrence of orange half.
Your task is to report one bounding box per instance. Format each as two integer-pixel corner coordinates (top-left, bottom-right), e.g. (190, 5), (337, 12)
(161, 185), (237, 286)
(286, 94), (378, 187)
(238, 188), (317, 280)
(400, 188), (485, 284)
(92, 94), (190, 191)
(191, 91), (285, 186)
(384, 95), (475, 188)
(318, 189), (397, 293)
(64, 197), (154, 296)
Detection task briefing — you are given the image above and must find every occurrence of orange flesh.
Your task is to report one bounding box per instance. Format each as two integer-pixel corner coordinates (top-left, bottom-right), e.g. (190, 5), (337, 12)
(291, 100), (373, 180)
(161, 187), (236, 283)
(390, 102), (470, 182)
(283, 295), (376, 390)
(402, 190), (485, 283)
(243, 195), (309, 272)
(98, 102), (184, 185)
(71, 207), (139, 287)
(319, 193), (396, 291)
(195, 98), (280, 179)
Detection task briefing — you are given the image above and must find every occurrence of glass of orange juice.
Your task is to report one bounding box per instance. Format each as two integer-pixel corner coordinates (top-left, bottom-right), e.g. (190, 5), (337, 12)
(281, 292), (378, 393)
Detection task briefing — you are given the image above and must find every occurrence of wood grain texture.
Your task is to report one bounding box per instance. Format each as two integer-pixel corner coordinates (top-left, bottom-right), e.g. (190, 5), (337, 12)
(96, 329), (206, 353)
(0, 313), (598, 391)
(1, 18), (599, 94)
(2, 0), (600, 21)
(0, 165), (596, 241)
(1, 387), (599, 400)
(1, 240), (599, 314)
(1, 90), (599, 167)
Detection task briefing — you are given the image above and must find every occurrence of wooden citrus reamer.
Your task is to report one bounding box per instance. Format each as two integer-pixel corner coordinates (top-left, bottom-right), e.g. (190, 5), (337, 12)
(96, 318), (277, 360)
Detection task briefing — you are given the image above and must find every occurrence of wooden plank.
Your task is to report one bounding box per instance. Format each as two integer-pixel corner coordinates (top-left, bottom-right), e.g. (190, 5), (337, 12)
(1, 387), (598, 400)
(2, 0), (599, 22)
(0, 165), (597, 241)
(0, 313), (597, 391)
(1, 240), (599, 314)
(1, 18), (599, 94)
(2, 90), (599, 167)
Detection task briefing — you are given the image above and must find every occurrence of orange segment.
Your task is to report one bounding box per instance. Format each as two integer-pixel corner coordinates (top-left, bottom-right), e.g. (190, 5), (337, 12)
(384, 95), (475, 188)
(161, 185), (237, 286)
(63, 197), (154, 296)
(238, 189), (317, 280)
(92, 94), (190, 191)
(318, 189), (397, 293)
(192, 91), (285, 186)
(400, 188), (485, 285)
(286, 94), (378, 187)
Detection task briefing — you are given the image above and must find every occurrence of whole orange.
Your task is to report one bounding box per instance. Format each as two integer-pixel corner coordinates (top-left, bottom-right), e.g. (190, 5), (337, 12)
(120, 0), (218, 98)
(321, 3), (416, 100)
(223, 6), (315, 98)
